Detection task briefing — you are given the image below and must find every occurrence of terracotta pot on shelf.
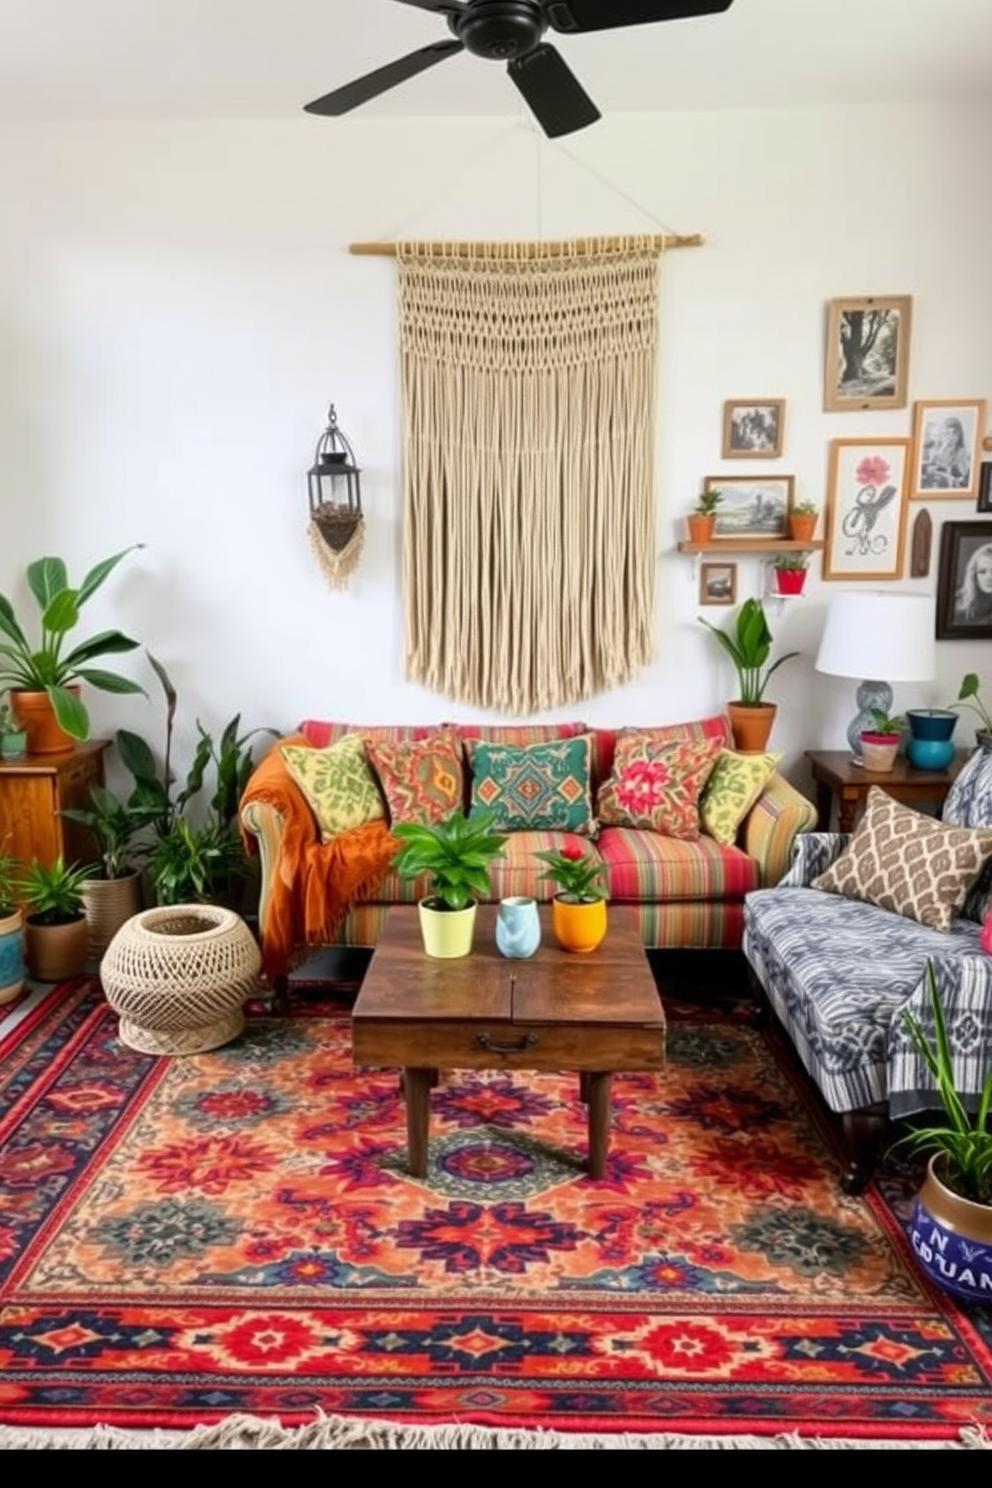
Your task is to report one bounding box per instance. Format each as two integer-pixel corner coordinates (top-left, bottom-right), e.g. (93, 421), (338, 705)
(788, 512), (818, 543)
(10, 687), (80, 755)
(727, 701), (777, 753)
(686, 513), (716, 543)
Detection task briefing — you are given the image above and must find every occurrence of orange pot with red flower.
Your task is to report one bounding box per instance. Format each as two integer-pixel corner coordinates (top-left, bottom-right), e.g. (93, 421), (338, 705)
(533, 842), (608, 954)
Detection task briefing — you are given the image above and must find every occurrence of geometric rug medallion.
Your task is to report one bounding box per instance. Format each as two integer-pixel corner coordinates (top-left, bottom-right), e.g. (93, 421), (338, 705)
(1, 978), (990, 1441)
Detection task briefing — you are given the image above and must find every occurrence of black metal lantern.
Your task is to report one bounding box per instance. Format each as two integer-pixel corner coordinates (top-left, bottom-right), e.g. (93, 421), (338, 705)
(306, 404), (366, 589)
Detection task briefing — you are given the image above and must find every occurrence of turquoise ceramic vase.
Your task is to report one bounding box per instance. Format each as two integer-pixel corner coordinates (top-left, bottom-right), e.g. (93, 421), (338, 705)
(495, 896), (541, 959)
(907, 709), (958, 770)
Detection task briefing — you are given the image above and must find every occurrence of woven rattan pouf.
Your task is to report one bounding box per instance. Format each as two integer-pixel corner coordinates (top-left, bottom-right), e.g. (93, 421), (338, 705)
(100, 904), (262, 1055)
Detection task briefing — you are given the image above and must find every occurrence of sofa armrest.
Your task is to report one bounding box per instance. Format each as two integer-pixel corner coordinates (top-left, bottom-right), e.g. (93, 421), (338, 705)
(239, 733), (317, 960)
(740, 773), (819, 887)
(888, 950), (992, 1117)
(777, 831), (851, 888)
(241, 797), (288, 956)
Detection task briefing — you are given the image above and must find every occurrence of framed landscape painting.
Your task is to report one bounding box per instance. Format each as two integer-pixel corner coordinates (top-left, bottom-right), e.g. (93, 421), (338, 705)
(699, 561), (737, 607)
(909, 398), (986, 499)
(823, 294), (912, 412)
(703, 475), (795, 539)
(936, 521), (992, 639)
(721, 399), (785, 458)
(823, 437), (911, 580)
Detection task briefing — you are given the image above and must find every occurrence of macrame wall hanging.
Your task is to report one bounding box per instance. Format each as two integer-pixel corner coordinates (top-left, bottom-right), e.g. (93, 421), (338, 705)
(391, 234), (665, 714)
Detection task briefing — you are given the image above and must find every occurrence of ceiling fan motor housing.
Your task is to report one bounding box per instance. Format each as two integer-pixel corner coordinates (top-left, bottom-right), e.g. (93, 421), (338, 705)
(451, 1), (549, 60)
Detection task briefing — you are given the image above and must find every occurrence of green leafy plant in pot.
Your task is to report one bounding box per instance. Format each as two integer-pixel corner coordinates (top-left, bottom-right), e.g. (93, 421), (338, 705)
(58, 773), (161, 955)
(0, 547), (146, 751)
(0, 850), (26, 1004)
(19, 855), (93, 981)
(698, 597), (800, 752)
(947, 672), (992, 750)
(534, 842), (609, 954)
(894, 959), (992, 1304)
(390, 809), (507, 959)
(859, 707), (904, 774)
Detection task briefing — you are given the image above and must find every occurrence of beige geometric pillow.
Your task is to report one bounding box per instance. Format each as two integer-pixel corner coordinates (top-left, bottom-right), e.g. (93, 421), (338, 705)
(811, 786), (992, 931)
(281, 734), (386, 842)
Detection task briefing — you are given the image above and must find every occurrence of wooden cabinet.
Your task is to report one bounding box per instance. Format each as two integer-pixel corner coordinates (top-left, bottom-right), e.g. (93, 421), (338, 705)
(0, 740), (110, 872)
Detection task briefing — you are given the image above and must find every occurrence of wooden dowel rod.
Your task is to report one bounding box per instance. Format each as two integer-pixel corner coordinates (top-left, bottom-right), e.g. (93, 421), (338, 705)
(348, 232), (704, 257)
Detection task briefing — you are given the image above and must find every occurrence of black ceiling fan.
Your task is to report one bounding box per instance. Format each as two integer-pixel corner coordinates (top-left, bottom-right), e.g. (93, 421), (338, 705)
(304, 1), (735, 140)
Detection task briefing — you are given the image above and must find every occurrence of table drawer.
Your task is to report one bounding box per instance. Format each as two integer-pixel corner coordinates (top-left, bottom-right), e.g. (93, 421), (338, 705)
(352, 1018), (665, 1072)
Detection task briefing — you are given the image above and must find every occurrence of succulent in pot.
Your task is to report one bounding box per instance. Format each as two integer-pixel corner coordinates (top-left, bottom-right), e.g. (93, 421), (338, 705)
(19, 855), (94, 981)
(0, 547), (146, 747)
(687, 487), (723, 542)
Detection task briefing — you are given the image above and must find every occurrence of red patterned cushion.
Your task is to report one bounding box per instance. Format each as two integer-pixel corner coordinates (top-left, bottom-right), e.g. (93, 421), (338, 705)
(596, 734), (724, 840)
(365, 731), (465, 827)
(594, 715), (732, 786)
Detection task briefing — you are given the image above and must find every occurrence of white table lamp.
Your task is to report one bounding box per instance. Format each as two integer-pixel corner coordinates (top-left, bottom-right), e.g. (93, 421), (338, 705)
(815, 592), (936, 761)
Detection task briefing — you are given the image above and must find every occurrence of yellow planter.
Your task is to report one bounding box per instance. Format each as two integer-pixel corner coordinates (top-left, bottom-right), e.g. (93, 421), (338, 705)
(418, 899), (477, 959)
(551, 896), (607, 954)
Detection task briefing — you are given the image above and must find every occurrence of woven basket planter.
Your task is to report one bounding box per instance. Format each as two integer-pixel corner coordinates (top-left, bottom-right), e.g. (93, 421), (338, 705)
(100, 904), (262, 1055)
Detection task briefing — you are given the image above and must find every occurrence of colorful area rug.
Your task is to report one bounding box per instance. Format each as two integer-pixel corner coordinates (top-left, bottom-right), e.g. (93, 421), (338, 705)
(1, 978), (991, 1443)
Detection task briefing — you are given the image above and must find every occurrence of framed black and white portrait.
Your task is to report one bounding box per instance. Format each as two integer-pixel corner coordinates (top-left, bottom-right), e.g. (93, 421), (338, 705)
(936, 521), (992, 639)
(910, 399), (985, 500)
(721, 400), (785, 459)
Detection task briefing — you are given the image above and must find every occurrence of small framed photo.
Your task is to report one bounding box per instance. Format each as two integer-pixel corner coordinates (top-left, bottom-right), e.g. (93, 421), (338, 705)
(703, 474), (795, 539)
(823, 294), (912, 412)
(910, 398), (986, 499)
(936, 521), (992, 638)
(978, 462), (992, 513)
(823, 437), (911, 580)
(699, 561), (737, 607)
(721, 399), (785, 459)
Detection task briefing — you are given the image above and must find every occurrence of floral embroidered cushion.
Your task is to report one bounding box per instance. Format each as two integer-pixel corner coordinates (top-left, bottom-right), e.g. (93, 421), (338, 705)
(365, 731), (465, 826)
(281, 734), (386, 842)
(466, 734), (596, 835)
(812, 786), (992, 931)
(698, 749), (782, 847)
(595, 733), (724, 840)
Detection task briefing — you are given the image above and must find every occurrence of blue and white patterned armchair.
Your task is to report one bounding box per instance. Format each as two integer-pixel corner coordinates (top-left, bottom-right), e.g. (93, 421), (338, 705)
(742, 748), (992, 1193)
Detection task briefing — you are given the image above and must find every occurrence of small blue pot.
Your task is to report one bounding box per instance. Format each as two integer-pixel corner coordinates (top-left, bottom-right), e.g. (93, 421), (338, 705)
(907, 737), (957, 770)
(909, 1157), (992, 1306)
(907, 708), (958, 741)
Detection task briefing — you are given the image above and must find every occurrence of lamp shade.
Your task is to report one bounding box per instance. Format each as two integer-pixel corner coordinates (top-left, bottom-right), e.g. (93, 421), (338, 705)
(815, 592), (936, 683)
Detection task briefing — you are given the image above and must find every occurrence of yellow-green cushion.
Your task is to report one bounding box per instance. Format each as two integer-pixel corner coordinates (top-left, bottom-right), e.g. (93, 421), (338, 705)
(699, 750), (782, 846)
(281, 734), (386, 842)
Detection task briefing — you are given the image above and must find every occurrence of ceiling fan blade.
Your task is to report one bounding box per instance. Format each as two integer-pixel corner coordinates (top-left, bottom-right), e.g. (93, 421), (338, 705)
(391, 0), (465, 14)
(304, 40), (464, 116)
(507, 43), (600, 139)
(546, 0), (734, 34)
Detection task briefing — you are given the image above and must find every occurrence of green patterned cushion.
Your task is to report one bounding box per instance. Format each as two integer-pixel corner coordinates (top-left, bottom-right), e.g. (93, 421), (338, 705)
(365, 731), (465, 826)
(281, 734), (386, 842)
(466, 735), (596, 835)
(596, 733), (723, 840)
(698, 750), (782, 846)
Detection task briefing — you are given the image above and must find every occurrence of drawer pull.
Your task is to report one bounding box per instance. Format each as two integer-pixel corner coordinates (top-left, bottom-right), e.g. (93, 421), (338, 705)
(477, 1031), (538, 1054)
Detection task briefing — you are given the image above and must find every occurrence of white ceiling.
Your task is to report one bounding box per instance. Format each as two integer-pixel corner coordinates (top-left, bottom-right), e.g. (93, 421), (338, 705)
(0, 0), (990, 123)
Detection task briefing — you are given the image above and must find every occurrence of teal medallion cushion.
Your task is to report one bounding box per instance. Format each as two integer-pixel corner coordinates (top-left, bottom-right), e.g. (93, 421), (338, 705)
(466, 734), (596, 835)
(281, 734), (386, 842)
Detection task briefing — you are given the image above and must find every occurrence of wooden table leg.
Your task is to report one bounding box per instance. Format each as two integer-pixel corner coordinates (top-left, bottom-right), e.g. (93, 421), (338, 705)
(814, 779), (832, 831)
(585, 1071), (613, 1179)
(403, 1067), (432, 1178)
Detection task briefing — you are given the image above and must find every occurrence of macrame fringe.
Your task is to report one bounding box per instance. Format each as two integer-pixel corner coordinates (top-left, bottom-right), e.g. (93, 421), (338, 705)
(1, 1415), (990, 1450)
(308, 508), (365, 591)
(397, 238), (661, 714)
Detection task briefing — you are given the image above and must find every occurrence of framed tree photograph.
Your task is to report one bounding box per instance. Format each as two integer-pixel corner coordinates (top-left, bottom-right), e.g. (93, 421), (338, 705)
(721, 399), (785, 458)
(823, 437), (911, 580)
(823, 294), (912, 412)
(699, 560), (737, 606)
(978, 462), (992, 514)
(909, 398), (986, 499)
(703, 474), (795, 539)
(936, 521), (992, 638)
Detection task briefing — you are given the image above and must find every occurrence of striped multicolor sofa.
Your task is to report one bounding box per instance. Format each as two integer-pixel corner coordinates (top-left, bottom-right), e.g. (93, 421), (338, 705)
(241, 714), (816, 964)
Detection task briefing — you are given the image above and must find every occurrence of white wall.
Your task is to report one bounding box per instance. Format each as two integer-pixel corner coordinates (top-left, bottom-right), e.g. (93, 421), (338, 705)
(0, 101), (990, 794)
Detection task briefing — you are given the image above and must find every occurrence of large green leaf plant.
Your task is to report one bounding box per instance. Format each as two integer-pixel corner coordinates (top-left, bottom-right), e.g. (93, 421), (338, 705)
(390, 810), (507, 911)
(698, 596), (799, 706)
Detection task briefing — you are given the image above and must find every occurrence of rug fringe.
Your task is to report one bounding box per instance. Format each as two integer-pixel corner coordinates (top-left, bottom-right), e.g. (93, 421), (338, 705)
(1, 1416), (990, 1450)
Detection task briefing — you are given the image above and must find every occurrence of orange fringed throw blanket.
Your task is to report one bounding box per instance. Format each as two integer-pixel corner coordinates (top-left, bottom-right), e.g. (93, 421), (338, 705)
(241, 735), (399, 981)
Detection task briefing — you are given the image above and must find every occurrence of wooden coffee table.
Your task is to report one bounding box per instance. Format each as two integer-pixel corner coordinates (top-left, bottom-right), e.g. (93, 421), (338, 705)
(351, 903), (665, 1180)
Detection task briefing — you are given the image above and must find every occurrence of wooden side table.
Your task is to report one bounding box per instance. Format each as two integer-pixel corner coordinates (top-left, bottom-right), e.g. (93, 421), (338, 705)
(0, 740), (110, 871)
(804, 748), (966, 833)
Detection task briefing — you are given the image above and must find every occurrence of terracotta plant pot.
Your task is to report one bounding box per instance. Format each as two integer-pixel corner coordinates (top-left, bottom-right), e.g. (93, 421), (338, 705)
(24, 914), (89, 981)
(773, 567), (806, 596)
(909, 1154), (992, 1305)
(860, 732), (900, 773)
(551, 896), (607, 954)
(788, 512), (818, 543)
(686, 513), (715, 543)
(10, 687), (81, 754)
(727, 701), (777, 753)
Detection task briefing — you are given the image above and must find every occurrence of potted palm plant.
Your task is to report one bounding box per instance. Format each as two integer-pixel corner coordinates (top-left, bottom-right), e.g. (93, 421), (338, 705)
(534, 842), (609, 953)
(698, 597), (800, 752)
(0, 547), (146, 751)
(896, 960), (992, 1305)
(19, 855), (93, 981)
(0, 851), (26, 1004)
(390, 809), (507, 959)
